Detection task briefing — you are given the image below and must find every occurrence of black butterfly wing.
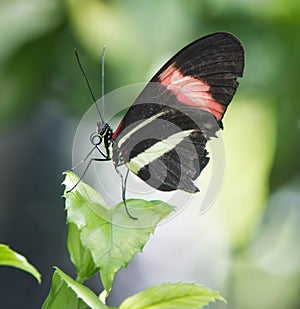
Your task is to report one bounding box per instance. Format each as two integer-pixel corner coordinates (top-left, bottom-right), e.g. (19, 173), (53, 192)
(113, 32), (244, 135)
(153, 31), (244, 123)
(112, 32), (244, 192)
(132, 124), (210, 193)
(113, 98), (216, 192)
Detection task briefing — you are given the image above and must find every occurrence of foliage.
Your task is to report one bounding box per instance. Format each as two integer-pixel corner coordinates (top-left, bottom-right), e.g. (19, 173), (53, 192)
(0, 244), (41, 283)
(41, 172), (225, 308)
(1, 0), (300, 308)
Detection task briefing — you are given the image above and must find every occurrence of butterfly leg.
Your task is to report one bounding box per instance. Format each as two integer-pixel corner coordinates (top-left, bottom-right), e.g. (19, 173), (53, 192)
(115, 167), (137, 220)
(66, 145), (110, 193)
(68, 145), (97, 172)
(66, 156), (111, 193)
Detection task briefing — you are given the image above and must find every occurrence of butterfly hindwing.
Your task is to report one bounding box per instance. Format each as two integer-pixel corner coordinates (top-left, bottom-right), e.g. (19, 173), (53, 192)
(135, 129), (209, 192)
(112, 84), (219, 191)
(117, 100), (213, 192)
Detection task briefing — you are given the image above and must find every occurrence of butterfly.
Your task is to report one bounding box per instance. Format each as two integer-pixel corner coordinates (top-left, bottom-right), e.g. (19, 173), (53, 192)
(69, 32), (245, 219)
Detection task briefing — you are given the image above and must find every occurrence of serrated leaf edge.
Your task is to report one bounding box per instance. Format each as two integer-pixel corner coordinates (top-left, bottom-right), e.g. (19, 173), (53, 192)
(120, 282), (226, 309)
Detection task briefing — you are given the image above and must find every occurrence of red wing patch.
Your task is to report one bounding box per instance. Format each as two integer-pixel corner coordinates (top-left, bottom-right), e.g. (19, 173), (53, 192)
(112, 119), (124, 139)
(158, 63), (226, 121)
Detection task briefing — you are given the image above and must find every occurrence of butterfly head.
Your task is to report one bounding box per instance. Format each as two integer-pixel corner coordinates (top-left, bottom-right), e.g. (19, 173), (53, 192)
(89, 122), (113, 153)
(97, 122), (112, 137)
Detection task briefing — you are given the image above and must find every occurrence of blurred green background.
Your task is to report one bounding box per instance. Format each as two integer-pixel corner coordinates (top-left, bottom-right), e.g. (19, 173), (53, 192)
(0, 0), (300, 308)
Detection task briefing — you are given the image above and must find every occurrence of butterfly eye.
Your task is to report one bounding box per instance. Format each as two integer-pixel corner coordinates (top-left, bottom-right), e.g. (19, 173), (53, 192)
(90, 132), (102, 145)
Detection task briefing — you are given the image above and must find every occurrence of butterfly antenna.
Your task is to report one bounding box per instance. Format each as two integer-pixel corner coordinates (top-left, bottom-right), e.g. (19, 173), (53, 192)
(101, 46), (106, 121)
(74, 49), (104, 125)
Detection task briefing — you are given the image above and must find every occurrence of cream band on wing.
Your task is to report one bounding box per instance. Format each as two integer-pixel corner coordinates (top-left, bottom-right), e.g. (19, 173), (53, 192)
(126, 129), (194, 173)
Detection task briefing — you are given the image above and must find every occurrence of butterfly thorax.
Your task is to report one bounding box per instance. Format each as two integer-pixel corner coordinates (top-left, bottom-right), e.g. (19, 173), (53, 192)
(90, 122), (113, 159)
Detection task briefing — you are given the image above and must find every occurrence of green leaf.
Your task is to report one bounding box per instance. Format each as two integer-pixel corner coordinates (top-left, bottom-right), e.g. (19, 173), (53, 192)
(68, 223), (98, 282)
(0, 244), (41, 283)
(120, 282), (226, 309)
(63, 171), (174, 293)
(42, 267), (109, 309)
